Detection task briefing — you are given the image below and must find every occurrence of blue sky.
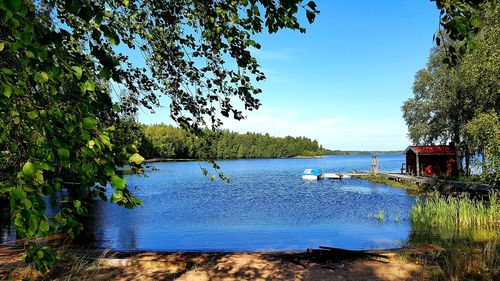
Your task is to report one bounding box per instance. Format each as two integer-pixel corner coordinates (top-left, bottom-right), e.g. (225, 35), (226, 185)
(138, 0), (439, 151)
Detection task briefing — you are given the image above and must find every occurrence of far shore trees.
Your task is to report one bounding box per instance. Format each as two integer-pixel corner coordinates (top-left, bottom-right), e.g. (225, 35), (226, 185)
(138, 124), (324, 160)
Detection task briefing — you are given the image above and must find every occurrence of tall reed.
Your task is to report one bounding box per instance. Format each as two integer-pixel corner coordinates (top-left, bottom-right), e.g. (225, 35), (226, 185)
(408, 192), (499, 280)
(410, 192), (499, 235)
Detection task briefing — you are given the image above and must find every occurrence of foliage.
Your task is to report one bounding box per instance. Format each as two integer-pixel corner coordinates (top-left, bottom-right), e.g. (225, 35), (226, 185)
(402, 4), (499, 176)
(462, 111), (500, 185)
(138, 124), (324, 160)
(0, 0), (318, 272)
(432, 0), (497, 65)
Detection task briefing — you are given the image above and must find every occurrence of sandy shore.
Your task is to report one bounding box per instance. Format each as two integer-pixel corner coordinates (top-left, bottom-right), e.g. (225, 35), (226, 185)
(0, 246), (425, 281)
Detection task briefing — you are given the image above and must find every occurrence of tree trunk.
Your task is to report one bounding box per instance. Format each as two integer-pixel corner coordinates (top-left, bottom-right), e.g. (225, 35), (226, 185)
(465, 148), (471, 177)
(454, 138), (465, 176)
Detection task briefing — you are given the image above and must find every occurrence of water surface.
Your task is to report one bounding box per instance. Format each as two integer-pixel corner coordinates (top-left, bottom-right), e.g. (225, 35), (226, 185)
(83, 154), (415, 251)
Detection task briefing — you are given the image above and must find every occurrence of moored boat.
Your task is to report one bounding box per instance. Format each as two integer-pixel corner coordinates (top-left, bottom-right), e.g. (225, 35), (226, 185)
(302, 169), (323, 180)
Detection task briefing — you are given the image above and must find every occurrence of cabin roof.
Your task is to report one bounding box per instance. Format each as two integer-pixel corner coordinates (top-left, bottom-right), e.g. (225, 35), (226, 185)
(404, 145), (456, 155)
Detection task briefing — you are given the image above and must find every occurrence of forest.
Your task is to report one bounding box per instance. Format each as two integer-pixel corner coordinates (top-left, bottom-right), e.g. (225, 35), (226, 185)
(124, 123), (325, 160)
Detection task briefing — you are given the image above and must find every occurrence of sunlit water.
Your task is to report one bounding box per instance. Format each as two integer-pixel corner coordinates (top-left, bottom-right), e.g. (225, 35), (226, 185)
(1, 155), (416, 250)
(79, 154), (415, 251)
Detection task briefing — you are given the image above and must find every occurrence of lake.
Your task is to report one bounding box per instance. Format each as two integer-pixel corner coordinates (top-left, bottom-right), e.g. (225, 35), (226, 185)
(76, 154), (415, 252)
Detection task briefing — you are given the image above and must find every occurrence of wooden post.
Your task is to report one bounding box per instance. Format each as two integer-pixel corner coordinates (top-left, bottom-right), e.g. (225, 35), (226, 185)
(370, 156), (379, 175)
(416, 153), (420, 177)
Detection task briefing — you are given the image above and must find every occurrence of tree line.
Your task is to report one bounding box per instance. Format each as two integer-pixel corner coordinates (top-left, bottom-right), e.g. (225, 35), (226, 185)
(120, 123), (325, 160)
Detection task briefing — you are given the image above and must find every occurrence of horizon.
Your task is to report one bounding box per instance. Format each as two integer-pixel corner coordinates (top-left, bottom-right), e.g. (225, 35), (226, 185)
(137, 1), (439, 151)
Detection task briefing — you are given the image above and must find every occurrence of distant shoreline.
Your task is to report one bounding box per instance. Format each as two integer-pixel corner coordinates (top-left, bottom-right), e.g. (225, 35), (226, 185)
(323, 150), (403, 155)
(291, 155), (323, 159)
(143, 153), (401, 163)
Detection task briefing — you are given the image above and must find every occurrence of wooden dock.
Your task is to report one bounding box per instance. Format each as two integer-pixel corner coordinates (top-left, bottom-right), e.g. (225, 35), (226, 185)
(323, 173), (343, 179)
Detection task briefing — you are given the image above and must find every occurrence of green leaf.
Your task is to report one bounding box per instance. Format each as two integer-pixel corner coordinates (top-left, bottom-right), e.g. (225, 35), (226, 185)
(68, 0), (80, 14)
(0, 43), (4, 52)
(3, 85), (12, 98)
(39, 220), (49, 232)
(109, 35), (120, 46)
(2, 68), (14, 75)
(83, 117), (97, 130)
(470, 15), (481, 28)
(35, 171), (44, 184)
(129, 153), (145, 165)
(5, 0), (21, 12)
(23, 199), (32, 208)
(71, 66), (83, 80)
(98, 67), (111, 79)
(110, 175), (126, 189)
(22, 161), (37, 177)
(99, 134), (111, 148)
(306, 1), (317, 11)
(39, 72), (49, 82)
(81, 80), (95, 93)
(57, 148), (70, 160)
(73, 200), (81, 208)
(29, 217), (38, 235)
(25, 50), (35, 58)
(111, 192), (123, 203)
(306, 10), (315, 24)
(28, 111), (38, 119)
(467, 40), (477, 50)
(81, 130), (91, 141)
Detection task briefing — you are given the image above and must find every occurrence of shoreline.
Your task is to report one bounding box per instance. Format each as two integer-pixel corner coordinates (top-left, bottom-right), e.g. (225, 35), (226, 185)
(0, 245), (423, 280)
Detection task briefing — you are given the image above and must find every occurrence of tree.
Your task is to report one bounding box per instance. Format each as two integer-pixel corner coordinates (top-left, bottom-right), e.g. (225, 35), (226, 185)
(462, 111), (500, 185)
(432, 0), (497, 65)
(0, 0), (319, 271)
(402, 4), (499, 177)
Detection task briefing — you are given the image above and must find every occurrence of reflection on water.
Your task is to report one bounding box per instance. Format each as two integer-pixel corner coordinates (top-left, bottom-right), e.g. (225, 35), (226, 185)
(1, 155), (416, 251)
(80, 154), (415, 251)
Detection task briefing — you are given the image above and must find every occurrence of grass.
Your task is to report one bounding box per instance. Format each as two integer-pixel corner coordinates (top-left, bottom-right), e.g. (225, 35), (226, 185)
(410, 192), (499, 238)
(405, 191), (500, 280)
(377, 209), (384, 222)
(360, 174), (422, 193)
(3, 249), (110, 281)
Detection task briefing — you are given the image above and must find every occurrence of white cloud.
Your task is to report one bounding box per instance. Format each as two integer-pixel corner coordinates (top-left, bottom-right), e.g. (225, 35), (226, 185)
(222, 106), (409, 151)
(138, 103), (410, 150)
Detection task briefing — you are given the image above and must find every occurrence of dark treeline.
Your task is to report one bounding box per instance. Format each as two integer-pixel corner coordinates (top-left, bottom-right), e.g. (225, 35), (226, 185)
(323, 150), (403, 155)
(122, 123), (325, 160)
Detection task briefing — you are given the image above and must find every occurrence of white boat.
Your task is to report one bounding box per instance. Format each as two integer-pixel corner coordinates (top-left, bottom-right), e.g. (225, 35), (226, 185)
(302, 169), (323, 180)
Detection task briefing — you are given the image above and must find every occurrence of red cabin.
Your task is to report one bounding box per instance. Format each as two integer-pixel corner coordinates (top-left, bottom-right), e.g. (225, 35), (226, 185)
(404, 145), (458, 177)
